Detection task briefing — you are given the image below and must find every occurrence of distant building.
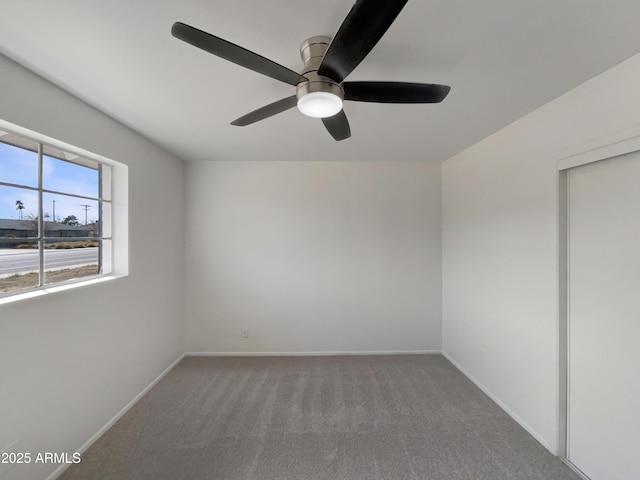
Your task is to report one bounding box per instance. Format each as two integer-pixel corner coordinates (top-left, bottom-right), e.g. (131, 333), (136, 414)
(0, 218), (96, 246)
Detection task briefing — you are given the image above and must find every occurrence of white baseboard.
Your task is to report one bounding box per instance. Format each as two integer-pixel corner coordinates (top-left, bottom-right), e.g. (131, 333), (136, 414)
(185, 350), (441, 357)
(441, 351), (552, 453)
(560, 458), (591, 480)
(46, 353), (185, 480)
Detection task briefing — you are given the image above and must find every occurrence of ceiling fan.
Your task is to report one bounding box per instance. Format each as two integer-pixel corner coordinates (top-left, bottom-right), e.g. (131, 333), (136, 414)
(171, 0), (451, 141)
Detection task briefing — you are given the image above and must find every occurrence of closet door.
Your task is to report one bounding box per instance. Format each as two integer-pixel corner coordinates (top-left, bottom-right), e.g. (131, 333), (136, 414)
(567, 151), (640, 480)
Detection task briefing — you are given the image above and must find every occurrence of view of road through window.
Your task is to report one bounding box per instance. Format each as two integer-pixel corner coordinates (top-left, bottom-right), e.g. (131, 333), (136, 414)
(0, 130), (110, 295)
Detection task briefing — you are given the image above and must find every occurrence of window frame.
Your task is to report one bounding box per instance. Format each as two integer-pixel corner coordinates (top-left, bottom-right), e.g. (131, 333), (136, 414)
(0, 126), (119, 300)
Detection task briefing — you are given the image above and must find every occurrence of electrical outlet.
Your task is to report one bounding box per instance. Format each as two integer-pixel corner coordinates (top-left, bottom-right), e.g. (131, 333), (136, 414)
(242, 327), (249, 338)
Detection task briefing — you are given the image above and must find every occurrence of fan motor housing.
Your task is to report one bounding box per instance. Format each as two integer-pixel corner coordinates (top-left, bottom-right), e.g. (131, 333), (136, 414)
(296, 36), (344, 102)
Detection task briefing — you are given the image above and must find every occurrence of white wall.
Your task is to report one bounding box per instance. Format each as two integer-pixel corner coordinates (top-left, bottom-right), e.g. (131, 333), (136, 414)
(185, 161), (441, 354)
(0, 54), (185, 480)
(442, 52), (640, 453)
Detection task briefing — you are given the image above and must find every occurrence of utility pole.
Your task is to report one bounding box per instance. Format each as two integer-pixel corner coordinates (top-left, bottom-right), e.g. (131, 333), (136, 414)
(80, 204), (91, 225)
(52, 199), (56, 223)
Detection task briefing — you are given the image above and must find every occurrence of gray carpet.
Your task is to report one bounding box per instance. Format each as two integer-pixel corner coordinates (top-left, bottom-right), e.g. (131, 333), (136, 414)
(59, 355), (580, 480)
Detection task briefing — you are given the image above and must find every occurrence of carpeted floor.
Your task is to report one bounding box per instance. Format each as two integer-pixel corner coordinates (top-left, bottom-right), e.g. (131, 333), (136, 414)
(59, 355), (580, 480)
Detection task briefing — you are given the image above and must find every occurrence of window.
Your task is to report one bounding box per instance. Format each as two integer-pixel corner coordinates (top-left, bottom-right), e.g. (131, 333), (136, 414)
(0, 128), (114, 297)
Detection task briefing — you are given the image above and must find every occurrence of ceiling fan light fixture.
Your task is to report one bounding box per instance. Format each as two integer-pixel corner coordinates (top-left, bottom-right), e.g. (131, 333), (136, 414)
(173, 0), (450, 141)
(297, 91), (343, 118)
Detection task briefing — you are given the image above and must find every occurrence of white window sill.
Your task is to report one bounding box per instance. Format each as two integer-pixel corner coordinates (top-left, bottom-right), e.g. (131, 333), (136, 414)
(0, 274), (124, 306)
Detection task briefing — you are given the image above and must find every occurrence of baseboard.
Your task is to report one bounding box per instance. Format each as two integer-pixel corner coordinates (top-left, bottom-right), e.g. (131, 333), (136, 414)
(441, 351), (552, 453)
(46, 353), (185, 480)
(185, 350), (441, 357)
(561, 458), (591, 480)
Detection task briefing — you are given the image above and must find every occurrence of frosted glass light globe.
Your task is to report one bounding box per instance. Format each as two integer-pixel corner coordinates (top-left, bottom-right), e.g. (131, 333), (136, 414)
(297, 91), (343, 118)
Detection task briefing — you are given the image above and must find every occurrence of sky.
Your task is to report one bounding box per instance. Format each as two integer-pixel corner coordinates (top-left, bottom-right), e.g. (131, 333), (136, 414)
(0, 141), (102, 223)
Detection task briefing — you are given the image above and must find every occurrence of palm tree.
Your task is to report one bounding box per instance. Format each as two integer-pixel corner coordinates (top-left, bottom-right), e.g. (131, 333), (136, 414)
(15, 200), (25, 220)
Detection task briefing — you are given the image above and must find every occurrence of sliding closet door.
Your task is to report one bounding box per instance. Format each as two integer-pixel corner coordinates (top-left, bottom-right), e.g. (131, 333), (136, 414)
(567, 151), (640, 480)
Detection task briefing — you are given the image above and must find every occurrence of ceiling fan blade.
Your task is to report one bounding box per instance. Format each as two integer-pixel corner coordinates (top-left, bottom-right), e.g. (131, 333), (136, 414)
(343, 81), (451, 103)
(171, 22), (307, 86)
(317, 0), (409, 83)
(231, 96), (298, 126)
(322, 110), (351, 141)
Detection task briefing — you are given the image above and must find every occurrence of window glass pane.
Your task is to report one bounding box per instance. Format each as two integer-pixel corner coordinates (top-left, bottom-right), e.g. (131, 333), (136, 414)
(42, 192), (98, 233)
(0, 239), (39, 294)
(43, 146), (99, 199)
(44, 238), (99, 285)
(0, 185), (39, 237)
(0, 134), (39, 188)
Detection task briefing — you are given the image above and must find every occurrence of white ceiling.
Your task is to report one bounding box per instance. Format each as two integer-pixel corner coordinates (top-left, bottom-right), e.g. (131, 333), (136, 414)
(1, 0), (640, 163)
